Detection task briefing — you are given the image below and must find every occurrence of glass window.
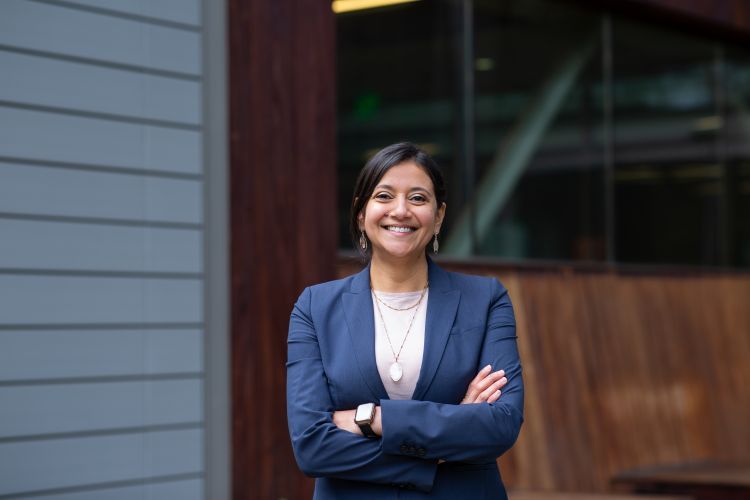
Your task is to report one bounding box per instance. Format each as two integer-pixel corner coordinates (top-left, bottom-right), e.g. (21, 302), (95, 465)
(335, 0), (750, 269)
(611, 20), (721, 266)
(336, 0), (463, 249)
(724, 47), (750, 267)
(461, 0), (605, 261)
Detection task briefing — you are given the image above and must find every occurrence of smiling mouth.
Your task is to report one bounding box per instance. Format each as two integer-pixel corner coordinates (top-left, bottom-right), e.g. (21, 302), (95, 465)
(383, 225), (416, 233)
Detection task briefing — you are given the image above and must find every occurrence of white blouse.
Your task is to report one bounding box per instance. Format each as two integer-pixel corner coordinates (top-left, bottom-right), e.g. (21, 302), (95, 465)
(371, 289), (429, 400)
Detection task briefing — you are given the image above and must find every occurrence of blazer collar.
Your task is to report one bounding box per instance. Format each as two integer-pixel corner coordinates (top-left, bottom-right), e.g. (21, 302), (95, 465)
(343, 257), (460, 401)
(342, 262), (388, 400)
(413, 258), (460, 400)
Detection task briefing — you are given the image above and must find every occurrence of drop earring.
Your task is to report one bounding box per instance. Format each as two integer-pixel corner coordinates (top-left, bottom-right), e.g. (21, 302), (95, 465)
(359, 231), (368, 251)
(433, 233), (439, 253)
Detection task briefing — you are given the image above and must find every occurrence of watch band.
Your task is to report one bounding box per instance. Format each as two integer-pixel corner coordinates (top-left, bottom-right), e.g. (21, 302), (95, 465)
(358, 421), (377, 438)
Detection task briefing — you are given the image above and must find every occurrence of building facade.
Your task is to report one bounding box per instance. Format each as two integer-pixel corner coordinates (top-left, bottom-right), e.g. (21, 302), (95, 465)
(0, 1), (228, 498)
(0, 1), (748, 499)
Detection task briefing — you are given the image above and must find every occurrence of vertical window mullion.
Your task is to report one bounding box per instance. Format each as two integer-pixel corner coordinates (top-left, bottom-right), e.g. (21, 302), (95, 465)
(714, 42), (731, 266)
(462, 0), (477, 255)
(602, 13), (615, 264)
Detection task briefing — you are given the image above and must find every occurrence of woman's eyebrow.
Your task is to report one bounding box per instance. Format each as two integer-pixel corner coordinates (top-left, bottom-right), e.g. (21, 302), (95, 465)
(373, 184), (431, 193)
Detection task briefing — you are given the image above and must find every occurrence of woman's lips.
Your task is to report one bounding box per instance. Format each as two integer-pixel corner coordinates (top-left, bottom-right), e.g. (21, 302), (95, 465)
(383, 225), (416, 234)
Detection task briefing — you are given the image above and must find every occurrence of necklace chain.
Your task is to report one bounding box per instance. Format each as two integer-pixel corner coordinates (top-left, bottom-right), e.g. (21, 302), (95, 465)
(372, 284), (428, 364)
(372, 287), (427, 311)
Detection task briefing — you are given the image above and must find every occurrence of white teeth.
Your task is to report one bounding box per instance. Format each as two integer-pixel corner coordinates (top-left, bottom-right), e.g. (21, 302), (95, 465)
(386, 226), (414, 233)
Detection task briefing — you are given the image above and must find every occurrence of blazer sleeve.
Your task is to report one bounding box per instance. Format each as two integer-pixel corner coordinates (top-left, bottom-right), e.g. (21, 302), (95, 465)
(286, 287), (439, 491)
(380, 279), (524, 463)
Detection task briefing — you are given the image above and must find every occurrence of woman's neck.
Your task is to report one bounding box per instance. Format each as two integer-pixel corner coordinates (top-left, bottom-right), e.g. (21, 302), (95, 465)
(369, 253), (428, 292)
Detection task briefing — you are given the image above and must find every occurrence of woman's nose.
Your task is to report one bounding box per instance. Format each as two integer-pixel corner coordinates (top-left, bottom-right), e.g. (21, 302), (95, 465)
(389, 197), (410, 217)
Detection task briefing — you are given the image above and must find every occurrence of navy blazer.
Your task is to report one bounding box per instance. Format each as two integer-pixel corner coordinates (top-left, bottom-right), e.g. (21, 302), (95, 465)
(287, 258), (524, 499)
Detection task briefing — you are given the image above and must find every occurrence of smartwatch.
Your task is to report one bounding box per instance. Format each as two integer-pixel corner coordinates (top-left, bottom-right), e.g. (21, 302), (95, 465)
(354, 403), (377, 438)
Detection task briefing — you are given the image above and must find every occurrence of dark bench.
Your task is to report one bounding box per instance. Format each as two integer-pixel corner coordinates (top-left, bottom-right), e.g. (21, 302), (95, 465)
(511, 491), (689, 500)
(612, 460), (750, 500)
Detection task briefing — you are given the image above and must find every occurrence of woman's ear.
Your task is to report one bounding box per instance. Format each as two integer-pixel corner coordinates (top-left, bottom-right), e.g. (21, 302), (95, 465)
(354, 197), (365, 231)
(435, 202), (447, 233)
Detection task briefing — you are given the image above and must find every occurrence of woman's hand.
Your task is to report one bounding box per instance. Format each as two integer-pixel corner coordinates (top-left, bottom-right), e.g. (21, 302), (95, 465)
(461, 365), (507, 404)
(332, 407), (382, 436)
(331, 366), (505, 437)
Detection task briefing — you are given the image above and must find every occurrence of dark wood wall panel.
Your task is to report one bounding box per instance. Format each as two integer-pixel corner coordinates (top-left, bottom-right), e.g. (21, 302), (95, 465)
(229, 1), (336, 498)
(500, 269), (750, 491)
(339, 258), (750, 493)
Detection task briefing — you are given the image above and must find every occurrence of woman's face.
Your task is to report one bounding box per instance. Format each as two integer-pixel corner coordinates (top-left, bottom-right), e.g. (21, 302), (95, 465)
(358, 161), (446, 261)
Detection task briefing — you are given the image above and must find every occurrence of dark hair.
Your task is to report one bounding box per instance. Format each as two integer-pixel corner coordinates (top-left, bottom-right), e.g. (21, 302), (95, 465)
(349, 142), (447, 257)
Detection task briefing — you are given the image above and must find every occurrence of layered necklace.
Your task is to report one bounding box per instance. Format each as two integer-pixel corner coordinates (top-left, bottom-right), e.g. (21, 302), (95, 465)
(372, 283), (429, 382)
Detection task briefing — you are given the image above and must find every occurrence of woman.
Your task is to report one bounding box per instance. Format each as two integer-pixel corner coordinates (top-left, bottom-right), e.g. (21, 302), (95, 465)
(287, 142), (524, 499)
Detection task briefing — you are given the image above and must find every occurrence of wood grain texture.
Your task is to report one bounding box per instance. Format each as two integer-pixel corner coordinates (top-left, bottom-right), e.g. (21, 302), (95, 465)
(228, 0), (336, 499)
(339, 257), (750, 493)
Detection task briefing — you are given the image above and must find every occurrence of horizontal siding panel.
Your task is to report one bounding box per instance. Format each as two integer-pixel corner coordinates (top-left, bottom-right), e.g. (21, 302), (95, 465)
(0, 428), (203, 495)
(0, 379), (202, 438)
(0, 275), (202, 324)
(0, 329), (202, 381)
(60, 0), (201, 27)
(0, 219), (202, 273)
(0, 108), (201, 174)
(0, 162), (202, 224)
(0, 0), (201, 75)
(0, 50), (201, 125)
(27, 478), (203, 500)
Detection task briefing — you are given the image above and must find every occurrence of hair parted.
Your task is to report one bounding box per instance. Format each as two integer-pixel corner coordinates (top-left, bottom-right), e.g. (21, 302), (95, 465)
(349, 142), (447, 258)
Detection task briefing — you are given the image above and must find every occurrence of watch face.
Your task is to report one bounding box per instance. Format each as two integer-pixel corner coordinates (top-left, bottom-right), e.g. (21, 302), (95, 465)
(355, 403), (374, 423)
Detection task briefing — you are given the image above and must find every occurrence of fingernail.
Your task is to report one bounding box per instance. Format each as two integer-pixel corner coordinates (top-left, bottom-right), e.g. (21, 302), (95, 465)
(500, 377), (507, 384)
(484, 364), (492, 371)
(498, 370), (505, 376)
(496, 390), (501, 397)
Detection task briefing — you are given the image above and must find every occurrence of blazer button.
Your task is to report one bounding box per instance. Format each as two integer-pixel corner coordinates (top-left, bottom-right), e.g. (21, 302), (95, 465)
(408, 446), (417, 455)
(400, 444), (408, 453)
(417, 448), (426, 457)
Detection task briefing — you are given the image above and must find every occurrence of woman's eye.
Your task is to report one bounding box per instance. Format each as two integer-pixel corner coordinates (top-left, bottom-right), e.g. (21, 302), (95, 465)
(410, 195), (427, 203)
(374, 193), (392, 200)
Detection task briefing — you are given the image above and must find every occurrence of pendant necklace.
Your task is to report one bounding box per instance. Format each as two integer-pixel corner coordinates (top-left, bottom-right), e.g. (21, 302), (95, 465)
(372, 283), (428, 382)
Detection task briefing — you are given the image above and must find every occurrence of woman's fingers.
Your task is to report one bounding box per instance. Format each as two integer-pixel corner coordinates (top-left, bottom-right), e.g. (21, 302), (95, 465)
(487, 389), (502, 404)
(478, 376), (507, 402)
(462, 367), (506, 404)
(468, 365), (492, 389)
(472, 369), (504, 396)
(462, 365), (491, 402)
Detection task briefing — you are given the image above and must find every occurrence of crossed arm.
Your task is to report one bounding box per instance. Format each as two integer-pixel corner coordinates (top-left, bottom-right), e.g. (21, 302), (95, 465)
(286, 280), (524, 491)
(331, 364), (509, 436)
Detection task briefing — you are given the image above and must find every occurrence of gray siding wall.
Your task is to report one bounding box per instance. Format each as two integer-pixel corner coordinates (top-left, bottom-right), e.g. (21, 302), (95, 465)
(0, 1), (207, 498)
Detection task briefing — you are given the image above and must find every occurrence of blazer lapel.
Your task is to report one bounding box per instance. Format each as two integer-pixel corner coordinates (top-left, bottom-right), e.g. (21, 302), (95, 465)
(412, 259), (460, 401)
(341, 265), (389, 401)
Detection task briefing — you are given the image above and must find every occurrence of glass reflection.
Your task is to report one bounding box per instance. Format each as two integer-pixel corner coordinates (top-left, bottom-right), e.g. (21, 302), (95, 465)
(336, 0), (462, 250)
(335, 0), (750, 269)
(724, 48), (750, 267)
(464, 0), (605, 261)
(612, 20), (720, 266)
